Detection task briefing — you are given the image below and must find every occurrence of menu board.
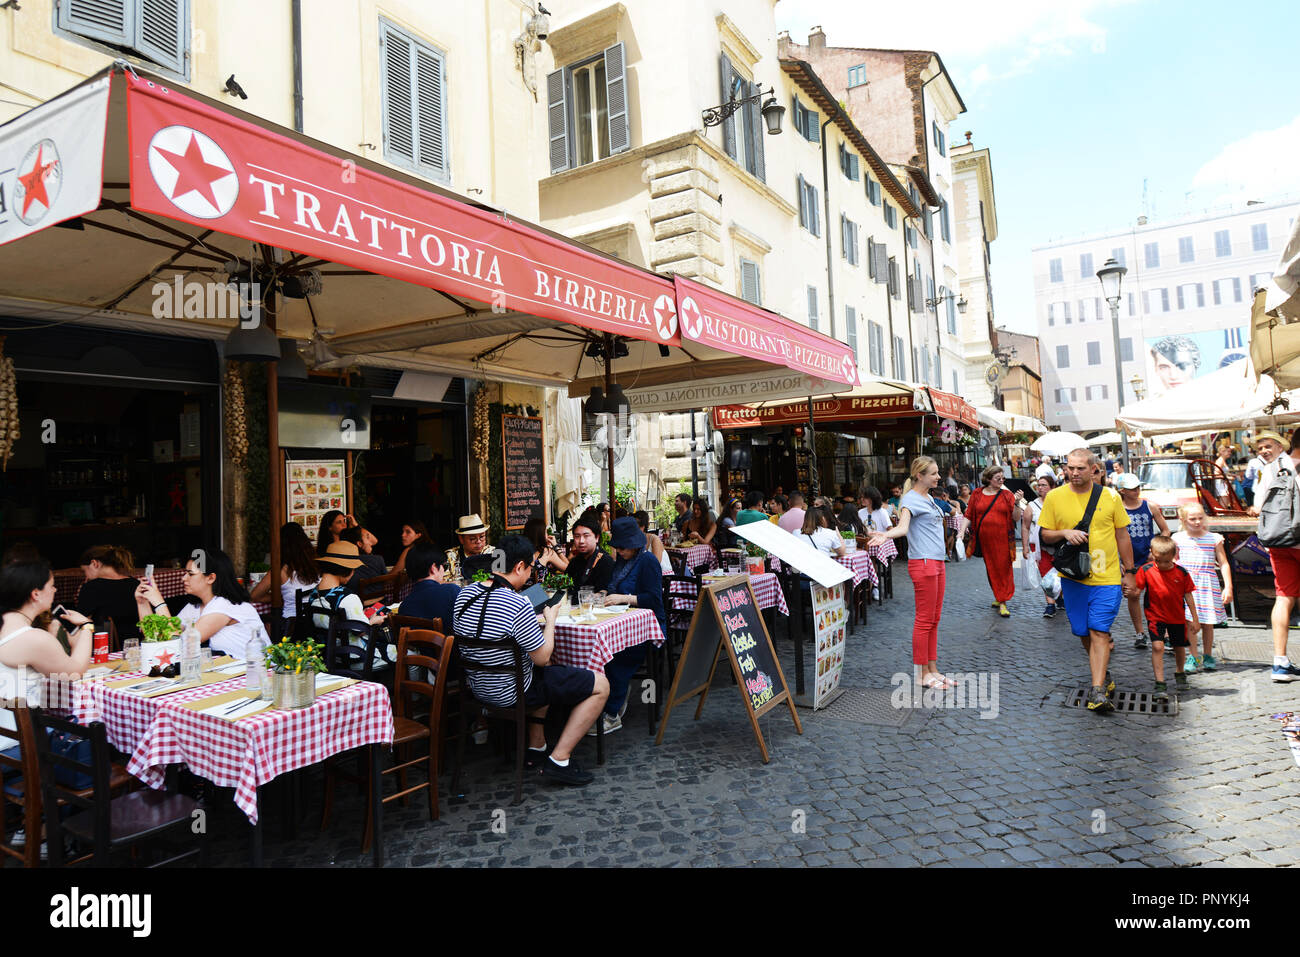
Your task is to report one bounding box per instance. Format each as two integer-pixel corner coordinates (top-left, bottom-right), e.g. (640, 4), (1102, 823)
(655, 576), (801, 763)
(503, 414), (545, 531)
(811, 582), (847, 709)
(286, 459), (347, 542)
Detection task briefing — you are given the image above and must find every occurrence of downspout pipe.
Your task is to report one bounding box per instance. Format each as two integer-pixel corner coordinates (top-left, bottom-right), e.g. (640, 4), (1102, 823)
(820, 113), (836, 337)
(292, 0), (304, 132)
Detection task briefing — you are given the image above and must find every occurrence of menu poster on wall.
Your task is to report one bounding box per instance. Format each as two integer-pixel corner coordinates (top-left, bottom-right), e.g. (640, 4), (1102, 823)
(811, 582), (847, 709)
(503, 414), (545, 530)
(286, 459), (347, 543)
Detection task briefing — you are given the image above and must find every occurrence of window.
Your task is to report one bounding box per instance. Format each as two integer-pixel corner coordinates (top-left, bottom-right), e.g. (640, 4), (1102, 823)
(1216, 277), (1244, 304)
(1176, 285), (1185, 310)
(807, 286), (819, 331)
(717, 54), (765, 181)
(58, 0), (189, 76)
(792, 94), (820, 142)
(1112, 247), (1127, 268)
(547, 43), (629, 174)
(1160, 288), (1170, 312)
(841, 215), (859, 265)
(888, 259), (901, 300)
(383, 19), (450, 182)
(869, 238), (889, 283)
(939, 202), (951, 244)
(932, 121), (946, 157)
(866, 177), (881, 207)
(739, 258), (761, 305)
(1078, 299), (1088, 322)
(838, 143), (860, 181)
(1080, 252), (1094, 279)
(892, 336), (907, 381)
(927, 276), (936, 312)
(796, 175), (820, 236)
(1085, 384), (1110, 401)
(846, 306), (858, 360)
(1047, 303), (1055, 326)
(1063, 301), (1072, 323)
(1144, 242), (1159, 268)
(847, 63), (867, 88)
(868, 321), (885, 376)
(1142, 290), (1150, 314)
(952, 370), (959, 394)
(1056, 344), (1070, 369)
(946, 296), (957, 335)
(1178, 236), (1194, 263)
(1253, 223), (1269, 251)
(1215, 230), (1231, 257)
(922, 206), (932, 240)
(1055, 387), (1078, 403)
(905, 223), (917, 249)
(1232, 276), (1243, 302)
(1120, 337), (1133, 362)
(1094, 297), (1103, 321)
(883, 202), (897, 229)
(1087, 341), (1101, 365)
(1127, 292), (1135, 316)
(1049, 258), (1063, 283)
(1195, 282), (1205, 307)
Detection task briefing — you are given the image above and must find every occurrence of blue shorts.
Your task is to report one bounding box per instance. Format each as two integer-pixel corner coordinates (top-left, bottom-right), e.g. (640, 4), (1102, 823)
(1060, 579), (1124, 638)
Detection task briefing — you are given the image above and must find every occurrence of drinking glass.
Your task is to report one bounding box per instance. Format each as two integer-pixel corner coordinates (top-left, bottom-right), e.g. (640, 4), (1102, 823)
(578, 588), (594, 622)
(199, 647), (213, 670)
(123, 638), (141, 672)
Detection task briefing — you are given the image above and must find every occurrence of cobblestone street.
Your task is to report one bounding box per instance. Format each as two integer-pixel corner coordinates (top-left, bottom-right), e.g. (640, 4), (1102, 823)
(200, 555), (1300, 867)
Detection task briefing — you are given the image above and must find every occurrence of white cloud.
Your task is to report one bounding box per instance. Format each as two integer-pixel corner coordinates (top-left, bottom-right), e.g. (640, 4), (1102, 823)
(1191, 115), (1300, 206)
(775, 0), (1136, 94)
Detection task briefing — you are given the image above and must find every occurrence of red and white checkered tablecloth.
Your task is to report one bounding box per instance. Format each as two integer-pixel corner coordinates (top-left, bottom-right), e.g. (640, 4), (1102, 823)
(63, 665), (393, 824)
(551, 608), (664, 676)
(666, 544), (717, 573)
(668, 572), (789, 616)
(835, 550), (878, 589)
(865, 539), (897, 564)
(945, 512), (964, 532)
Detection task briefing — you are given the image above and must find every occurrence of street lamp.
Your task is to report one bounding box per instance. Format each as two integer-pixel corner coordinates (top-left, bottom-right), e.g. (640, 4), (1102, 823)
(1130, 373), (1145, 401)
(925, 289), (968, 314)
(1096, 256), (1130, 470)
(702, 85), (785, 135)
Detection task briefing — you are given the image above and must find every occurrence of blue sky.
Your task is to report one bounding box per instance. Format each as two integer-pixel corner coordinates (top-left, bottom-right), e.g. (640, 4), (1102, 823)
(774, 0), (1300, 334)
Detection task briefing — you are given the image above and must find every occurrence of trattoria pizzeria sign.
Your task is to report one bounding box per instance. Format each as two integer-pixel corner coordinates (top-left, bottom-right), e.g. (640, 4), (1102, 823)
(714, 393), (917, 429)
(125, 74), (677, 346)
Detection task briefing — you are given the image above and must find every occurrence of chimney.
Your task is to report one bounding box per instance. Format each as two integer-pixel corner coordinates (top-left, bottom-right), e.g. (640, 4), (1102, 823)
(777, 30), (790, 58)
(808, 25), (826, 54)
(965, 131), (973, 145)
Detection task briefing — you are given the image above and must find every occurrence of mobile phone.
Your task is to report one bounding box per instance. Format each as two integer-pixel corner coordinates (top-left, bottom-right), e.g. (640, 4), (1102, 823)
(51, 604), (67, 619)
(144, 564), (155, 581)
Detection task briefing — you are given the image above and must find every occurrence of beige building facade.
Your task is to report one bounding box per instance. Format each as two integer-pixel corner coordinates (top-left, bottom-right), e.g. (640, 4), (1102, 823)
(950, 135), (1000, 408)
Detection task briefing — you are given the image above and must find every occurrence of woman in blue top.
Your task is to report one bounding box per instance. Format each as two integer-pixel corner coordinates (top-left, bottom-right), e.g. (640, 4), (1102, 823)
(867, 455), (954, 689)
(593, 517), (667, 734)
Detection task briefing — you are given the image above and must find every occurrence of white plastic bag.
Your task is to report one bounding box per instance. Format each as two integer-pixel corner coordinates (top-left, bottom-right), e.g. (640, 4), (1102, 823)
(1023, 547), (1042, 591)
(1040, 567), (1061, 600)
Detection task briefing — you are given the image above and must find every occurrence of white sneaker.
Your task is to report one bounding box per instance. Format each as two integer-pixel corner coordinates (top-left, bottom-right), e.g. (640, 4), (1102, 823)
(585, 712), (622, 736)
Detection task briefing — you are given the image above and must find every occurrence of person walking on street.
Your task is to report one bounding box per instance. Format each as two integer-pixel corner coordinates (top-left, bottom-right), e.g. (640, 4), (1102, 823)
(1022, 474), (1062, 618)
(1114, 471), (1170, 648)
(1249, 430), (1300, 681)
(867, 456), (954, 690)
(969, 465), (1024, 618)
(1172, 503), (1232, 672)
(1039, 449), (1137, 714)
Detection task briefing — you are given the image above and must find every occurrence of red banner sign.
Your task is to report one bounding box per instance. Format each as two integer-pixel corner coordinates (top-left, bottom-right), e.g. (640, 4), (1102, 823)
(927, 388), (978, 429)
(715, 393), (916, 429)
(673, 275), (859, 386)
(125, 74), (678, 345)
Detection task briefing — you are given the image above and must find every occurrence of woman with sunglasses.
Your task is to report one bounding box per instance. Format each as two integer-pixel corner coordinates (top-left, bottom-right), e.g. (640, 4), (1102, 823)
(135, 549), (261, 658)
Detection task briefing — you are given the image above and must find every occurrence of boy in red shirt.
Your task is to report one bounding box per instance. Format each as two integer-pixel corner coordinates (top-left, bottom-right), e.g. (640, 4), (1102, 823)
(1134, 536), (1201, 699)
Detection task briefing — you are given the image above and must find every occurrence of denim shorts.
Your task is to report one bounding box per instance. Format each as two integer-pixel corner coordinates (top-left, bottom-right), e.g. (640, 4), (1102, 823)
(1061, 579), (1123, 638)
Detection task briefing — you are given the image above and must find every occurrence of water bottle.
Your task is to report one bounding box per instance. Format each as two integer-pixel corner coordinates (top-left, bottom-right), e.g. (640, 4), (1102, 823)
(245, 627), (266, 694)
(181, 624), (202, 684)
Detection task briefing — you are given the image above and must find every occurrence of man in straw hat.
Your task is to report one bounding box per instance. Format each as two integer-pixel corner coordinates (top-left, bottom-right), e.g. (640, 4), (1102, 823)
(1246, 429), (1300, 682)
(1245, 430), (1285, 511)
(453, 514), (492, 567)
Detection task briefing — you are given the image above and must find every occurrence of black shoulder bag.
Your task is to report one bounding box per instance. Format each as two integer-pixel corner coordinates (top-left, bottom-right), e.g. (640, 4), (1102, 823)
(1052, 484), (1103, 582)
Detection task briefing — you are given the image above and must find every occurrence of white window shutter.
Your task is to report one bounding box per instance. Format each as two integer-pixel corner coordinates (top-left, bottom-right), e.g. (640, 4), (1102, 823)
(414, 46), (446, 176)
(383, 26), (416, 164)
(137, 0), (187, 75)
(547, 68), (569, 174)
(719, 53), (737, 159)
(747, 79), (765, 182)
(60, 0), (132, 49)
(604, 43), (630, 155)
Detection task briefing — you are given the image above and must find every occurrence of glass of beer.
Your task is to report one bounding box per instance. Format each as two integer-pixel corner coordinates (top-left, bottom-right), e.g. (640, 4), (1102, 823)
(578, 587), (595, 622)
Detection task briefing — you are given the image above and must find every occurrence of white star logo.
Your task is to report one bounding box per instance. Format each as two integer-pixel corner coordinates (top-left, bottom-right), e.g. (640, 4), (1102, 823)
(653, 293), (678, 340)
(147, 125), (238, 219)
(680, 296), (704, 340)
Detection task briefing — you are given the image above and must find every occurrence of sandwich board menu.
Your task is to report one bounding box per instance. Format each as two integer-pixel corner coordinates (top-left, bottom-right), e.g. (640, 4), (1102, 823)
(286, 458), (347, 542)
(811, 582), (847, 709)
(503, 413), (545, 530)
(655, 576), (801, 762)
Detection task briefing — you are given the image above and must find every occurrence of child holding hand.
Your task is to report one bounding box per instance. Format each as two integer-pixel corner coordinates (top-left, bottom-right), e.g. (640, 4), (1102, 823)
(1134, 535), (1201, 698)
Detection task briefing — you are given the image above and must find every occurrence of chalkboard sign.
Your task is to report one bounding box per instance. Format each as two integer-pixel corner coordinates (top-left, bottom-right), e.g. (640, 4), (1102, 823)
(503, 414), (545, 530)
(655, 576), (801, 762)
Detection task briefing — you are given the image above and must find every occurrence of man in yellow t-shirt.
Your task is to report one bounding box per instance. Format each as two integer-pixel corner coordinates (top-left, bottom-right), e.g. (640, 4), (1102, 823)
(1039, 449), (1136, 714)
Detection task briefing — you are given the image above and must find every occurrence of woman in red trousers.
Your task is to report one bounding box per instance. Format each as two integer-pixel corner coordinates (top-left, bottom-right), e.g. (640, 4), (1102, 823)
(968, 465), (1024, 618)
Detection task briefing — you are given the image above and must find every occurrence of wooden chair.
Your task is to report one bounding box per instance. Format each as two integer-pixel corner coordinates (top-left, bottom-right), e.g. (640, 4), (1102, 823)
(667, 550), (687, 577)
(663, 574), (699, 682)
(32, 710), (203, 867)
(357, 570), (403, 605)
(874, 557), (893, 602)
(323, 628), (455, 852)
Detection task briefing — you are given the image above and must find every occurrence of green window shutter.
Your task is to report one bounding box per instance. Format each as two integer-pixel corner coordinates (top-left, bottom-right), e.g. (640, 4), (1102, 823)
(746, 79), (765, 182)
(720, 53), (737, 159)
(604, 42), (629, 155)
(547, 68), (569, 174)
(137, 0), (187, 75)
(59, 0), (132, 49)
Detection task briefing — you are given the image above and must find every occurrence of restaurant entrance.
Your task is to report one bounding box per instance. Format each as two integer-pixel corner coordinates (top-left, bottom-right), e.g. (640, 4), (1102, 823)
(0, 322), (221, 567)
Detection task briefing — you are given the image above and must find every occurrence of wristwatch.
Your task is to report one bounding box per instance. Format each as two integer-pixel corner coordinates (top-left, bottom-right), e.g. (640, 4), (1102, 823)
(1123, 566), (1137, 575)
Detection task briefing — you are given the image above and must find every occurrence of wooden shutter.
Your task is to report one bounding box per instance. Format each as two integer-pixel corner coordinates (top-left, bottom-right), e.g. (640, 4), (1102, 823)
(807, 286), (818, 330)
(747, 79), (765, 181)
(382, 26), (416, 164)
(720, 53), (737, 159)
(60, 0), (132, 48)
(873, 242), (889, 283)
(866, 237), (876, 278)
(810, 183), (819, 236)
(547, 68), (569, 174)
(840, 214), (848, 259)
(137, 0), (186, 75)
(740, 260), (761, 305)
(414, 46), (447, 176)
(604, 43), (630, 155)
(797, 174), (807, 229)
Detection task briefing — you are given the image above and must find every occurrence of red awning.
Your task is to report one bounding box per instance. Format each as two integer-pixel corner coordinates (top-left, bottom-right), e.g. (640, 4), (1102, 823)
(715, 393), (916, 429)
(926, 388), (978, 429)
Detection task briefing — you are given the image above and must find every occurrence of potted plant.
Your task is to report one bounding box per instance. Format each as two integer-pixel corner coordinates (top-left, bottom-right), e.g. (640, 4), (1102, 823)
(543, 571), (574, 605)
(264, 637), (326, 709)
(743, 541), (767, 575)
(137, 613), (183, 673)
(840, 528), (857, 552)
(469, 569), (492, 584)
(247, 560), (271, 587)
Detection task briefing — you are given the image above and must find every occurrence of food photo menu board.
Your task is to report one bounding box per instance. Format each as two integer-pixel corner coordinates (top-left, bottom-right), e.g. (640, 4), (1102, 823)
(286, 458), (347, 542)
(811, 582), (846, 709)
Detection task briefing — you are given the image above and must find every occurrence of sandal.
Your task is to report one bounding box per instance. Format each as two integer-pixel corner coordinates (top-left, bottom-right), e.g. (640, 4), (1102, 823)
(921, 673), (947, 689)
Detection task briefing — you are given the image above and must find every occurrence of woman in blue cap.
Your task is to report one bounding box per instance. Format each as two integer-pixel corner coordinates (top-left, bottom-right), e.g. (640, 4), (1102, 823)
(590, 516), (666, 734)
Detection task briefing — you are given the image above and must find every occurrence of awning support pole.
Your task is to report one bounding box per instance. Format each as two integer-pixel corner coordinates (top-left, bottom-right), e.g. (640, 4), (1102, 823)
(807, 397), (819, 498)
(264, 270), (282, 603)
(604, 334), (616, 508)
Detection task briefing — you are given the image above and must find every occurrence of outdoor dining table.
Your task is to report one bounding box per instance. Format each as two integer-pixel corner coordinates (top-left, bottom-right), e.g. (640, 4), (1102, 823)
(668, 571), (789, 616)
(772, 550), (879, 590)
(665, 543), (717, 573)
(53, 655), (394, 866)
(550, 607), (664, 675)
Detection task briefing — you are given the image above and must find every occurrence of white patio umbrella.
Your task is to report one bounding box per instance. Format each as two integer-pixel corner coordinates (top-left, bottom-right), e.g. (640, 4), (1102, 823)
(1031, 431), (1090, 457)
(1089, 432), (1123, 446)
(548, 389), (583, 521)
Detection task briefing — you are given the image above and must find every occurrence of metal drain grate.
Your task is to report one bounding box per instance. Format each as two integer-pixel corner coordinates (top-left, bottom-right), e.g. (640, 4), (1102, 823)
(1063, 688), (1177, 716)
(1215, 639), (1276, 663)
(815, 687), (917, 728)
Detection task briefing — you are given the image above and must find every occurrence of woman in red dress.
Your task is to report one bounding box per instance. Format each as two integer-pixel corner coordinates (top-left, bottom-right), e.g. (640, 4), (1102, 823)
(968, 465), (1024, 617)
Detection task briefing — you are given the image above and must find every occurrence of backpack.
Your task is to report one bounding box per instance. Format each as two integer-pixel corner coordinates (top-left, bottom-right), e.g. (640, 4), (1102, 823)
(1258, 460), (1300, 549)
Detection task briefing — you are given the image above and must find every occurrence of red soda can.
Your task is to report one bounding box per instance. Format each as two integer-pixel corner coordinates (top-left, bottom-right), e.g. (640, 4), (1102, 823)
(92, 628), (110, 664)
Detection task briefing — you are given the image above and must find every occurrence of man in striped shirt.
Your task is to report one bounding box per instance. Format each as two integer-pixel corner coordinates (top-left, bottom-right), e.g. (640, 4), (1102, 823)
(452, 534), (609, 786)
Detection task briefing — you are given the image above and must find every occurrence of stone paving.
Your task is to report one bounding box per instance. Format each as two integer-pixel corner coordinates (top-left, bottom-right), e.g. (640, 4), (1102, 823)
(203, 556), (1300, 867)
